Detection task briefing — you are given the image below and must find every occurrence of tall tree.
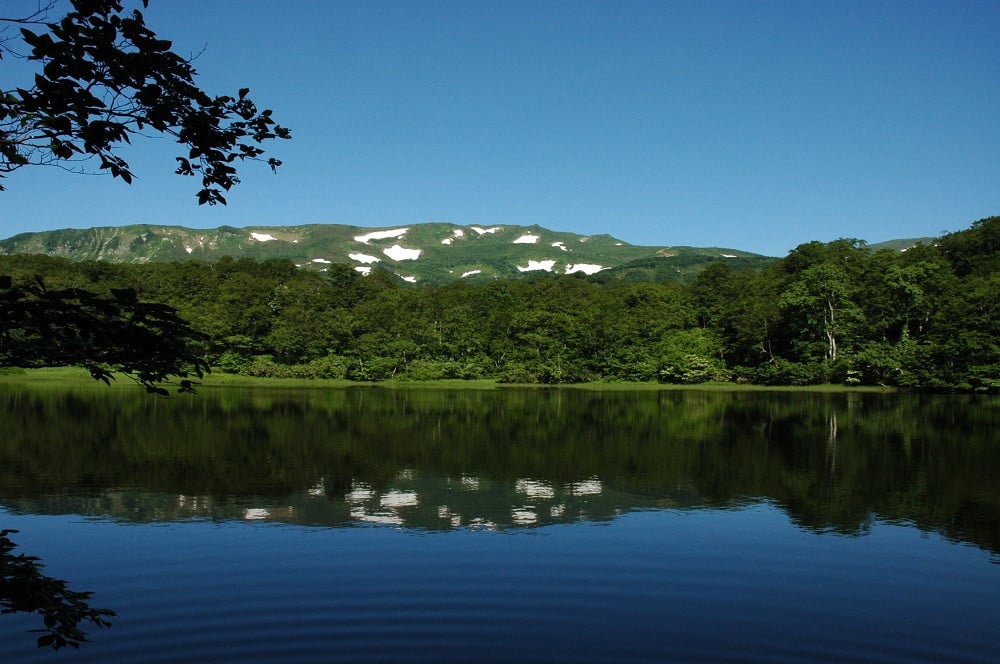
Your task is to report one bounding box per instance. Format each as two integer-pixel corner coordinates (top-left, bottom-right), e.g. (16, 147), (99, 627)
(777, 240), (867, 367)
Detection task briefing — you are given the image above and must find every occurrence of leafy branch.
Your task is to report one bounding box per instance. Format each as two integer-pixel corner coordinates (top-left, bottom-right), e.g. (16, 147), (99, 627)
(0, 0), (290, 204)
(1, 529), (115, 650)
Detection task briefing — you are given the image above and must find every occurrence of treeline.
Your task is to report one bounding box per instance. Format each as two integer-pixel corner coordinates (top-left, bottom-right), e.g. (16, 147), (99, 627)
(1, 216), (997, 390)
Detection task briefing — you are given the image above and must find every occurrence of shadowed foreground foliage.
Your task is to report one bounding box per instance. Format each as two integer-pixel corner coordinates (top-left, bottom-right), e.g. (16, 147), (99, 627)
(1, 275), (208, 394)
(1, 529), (115, 649)
(1, 0), (289, 204)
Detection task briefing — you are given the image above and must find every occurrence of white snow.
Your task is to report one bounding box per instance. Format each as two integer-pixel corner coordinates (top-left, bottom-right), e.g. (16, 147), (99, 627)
(453, 229), (465, 237)
(551, 241), (568, 251)
(354, 266), (372, 276)
(721, 253), (737, 258)
(383, 245), (421, 261)
(184, 246), (193, 254)
(513, 233), (540, 244)
(615, 242), (624, 246)
(349, 252), (380, 263)
(517, 259), (557, 273)
(565, 263), (604, 275)
(399, 275), (417, 283)
(579, 237), (590, 242)
(250, 232), (277, 242)
(310, 258), (332, 264)
(441, 238), (454, 245)
(471, 226), (501, 235)
(354, 228), (408, 244)
(461, 270), (482, 278)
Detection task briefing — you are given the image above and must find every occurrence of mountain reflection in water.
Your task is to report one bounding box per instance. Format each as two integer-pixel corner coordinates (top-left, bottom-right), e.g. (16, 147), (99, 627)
(0, 383), (998, 554)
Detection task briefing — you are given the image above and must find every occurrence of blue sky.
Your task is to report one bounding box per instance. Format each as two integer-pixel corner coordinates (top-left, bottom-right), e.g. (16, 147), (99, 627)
(2, 0), (998, 256)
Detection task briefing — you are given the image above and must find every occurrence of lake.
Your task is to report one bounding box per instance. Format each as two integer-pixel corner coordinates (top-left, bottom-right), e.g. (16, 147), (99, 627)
(1, 383), (998, 662)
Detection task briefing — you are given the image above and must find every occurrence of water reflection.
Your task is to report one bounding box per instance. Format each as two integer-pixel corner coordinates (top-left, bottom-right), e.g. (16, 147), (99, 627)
(0, 529), (114, 649)
(0, 383), (997, 553)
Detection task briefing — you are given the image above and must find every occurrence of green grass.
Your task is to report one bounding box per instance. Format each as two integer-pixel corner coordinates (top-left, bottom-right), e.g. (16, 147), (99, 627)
(0, 366), (102, 383)
(197, 372), (355, 389)
(0, 367), (896, 393)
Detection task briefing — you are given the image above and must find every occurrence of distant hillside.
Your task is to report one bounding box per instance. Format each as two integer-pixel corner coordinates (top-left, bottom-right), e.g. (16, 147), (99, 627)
(868, 237), (936, 252)
(0, 223), (770, 284)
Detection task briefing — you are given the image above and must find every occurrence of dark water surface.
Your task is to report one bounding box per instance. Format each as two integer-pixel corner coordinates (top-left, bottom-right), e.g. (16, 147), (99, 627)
(1, 383), (998, 662)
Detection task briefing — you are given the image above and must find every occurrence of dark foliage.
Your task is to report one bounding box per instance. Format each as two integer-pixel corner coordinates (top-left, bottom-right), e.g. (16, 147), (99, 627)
(1, 274), (208, 393)
(1, 529), (115, 649)
(1, 0), (290, 204)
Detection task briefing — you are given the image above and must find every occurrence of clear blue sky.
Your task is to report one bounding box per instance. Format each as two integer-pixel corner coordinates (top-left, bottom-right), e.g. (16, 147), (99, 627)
(2, 0), (998, 256)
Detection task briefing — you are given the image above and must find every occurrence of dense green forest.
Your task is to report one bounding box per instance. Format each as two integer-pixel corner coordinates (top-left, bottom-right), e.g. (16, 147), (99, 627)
(1, 216), (997, 390)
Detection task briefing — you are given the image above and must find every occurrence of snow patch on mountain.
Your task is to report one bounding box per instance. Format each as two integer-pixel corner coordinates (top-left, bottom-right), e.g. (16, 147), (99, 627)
(354, 266), (372, 275)
(311, 258), (332, 264)
(441, 228), (465, 245)
(471, 226), (501, 235)
(250, 232), (277, 242)
(383, 245), (421, 261)
(461, 270), (482, 278)
(399, 275), (417, 283)
(517, 259), (556, 272)
(349, 253), (380, 263)
(355, 228), (408, 244)
(513, 233), (540, 244)
(551, 242), (568, 251)
(565, 263), (604, 275)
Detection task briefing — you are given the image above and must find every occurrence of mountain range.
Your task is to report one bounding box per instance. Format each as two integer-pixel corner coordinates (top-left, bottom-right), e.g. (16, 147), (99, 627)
(0, 223), (921, 285)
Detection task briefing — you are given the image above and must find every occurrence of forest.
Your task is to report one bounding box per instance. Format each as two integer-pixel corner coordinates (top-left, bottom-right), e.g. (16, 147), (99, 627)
(1, 215), (997, 391)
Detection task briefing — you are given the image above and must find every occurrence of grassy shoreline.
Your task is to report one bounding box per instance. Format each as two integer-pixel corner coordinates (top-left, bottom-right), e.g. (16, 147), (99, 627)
(0, 367), (898, 393)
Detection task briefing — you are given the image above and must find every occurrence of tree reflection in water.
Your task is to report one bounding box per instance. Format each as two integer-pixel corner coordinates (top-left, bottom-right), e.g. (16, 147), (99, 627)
(0, 529), (114, 649)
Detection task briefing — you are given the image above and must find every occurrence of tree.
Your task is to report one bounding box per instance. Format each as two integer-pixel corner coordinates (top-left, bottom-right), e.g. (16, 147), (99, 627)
(1, 0), (290, 204)
(1, 274), (208, 394)
(0, 1), (291, 390)
(776, 240), (867, 369)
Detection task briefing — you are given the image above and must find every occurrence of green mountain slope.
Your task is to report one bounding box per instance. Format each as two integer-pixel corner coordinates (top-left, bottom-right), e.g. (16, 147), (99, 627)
(0, 222), (771, 284)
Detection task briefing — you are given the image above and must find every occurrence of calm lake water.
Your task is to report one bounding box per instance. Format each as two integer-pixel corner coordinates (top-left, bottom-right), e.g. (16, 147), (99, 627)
(1, 383), (998, 662)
